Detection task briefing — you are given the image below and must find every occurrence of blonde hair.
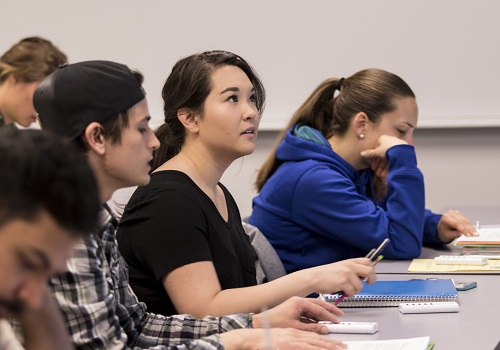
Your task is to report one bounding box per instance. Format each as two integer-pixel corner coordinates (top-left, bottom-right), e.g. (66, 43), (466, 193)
(0, 37), (67, 84)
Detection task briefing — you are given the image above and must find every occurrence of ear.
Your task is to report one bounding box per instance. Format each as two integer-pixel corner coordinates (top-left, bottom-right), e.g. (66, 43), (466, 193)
(177, 108), (199, 134)
(5, 74), (18, 86)
(353, 112), (368, 138)
(83, 122), (106, 155)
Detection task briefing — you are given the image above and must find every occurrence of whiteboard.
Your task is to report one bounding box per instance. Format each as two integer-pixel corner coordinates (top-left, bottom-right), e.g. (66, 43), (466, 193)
(2, 0), (500, 130)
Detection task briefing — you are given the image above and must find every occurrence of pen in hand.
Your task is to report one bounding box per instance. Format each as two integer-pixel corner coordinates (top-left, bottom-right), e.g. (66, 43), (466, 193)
(318, 239), (389, 303)
(333, 254), (384, 306)
(328, 238), (389, 305)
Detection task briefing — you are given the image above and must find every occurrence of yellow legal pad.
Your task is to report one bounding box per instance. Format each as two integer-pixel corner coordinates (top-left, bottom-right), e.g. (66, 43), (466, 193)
(408, 258), (500, 273)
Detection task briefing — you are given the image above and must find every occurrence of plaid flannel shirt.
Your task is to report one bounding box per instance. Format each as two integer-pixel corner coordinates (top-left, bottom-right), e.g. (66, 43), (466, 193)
(49, 207), (251, 349)
(0, 320), (24, 350)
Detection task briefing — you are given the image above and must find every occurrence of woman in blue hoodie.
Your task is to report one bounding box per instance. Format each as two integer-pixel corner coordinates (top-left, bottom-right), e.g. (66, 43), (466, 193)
(249, 69), (477, 274)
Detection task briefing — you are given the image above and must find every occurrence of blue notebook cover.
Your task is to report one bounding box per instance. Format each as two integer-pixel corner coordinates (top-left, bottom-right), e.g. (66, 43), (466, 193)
(323, 279), (458, 307)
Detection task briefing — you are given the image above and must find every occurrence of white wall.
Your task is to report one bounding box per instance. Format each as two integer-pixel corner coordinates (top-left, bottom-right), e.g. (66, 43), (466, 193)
(2, 0), (500, 129)
(3, 1), (500, 223)
(222, 128), (500, 223)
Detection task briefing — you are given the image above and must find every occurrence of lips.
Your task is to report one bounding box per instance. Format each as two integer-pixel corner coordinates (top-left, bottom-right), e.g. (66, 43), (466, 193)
(241, 127), (256, 135)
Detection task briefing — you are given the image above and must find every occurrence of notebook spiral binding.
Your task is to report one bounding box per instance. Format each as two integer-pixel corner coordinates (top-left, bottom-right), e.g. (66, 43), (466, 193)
(323, 294), (457, 307)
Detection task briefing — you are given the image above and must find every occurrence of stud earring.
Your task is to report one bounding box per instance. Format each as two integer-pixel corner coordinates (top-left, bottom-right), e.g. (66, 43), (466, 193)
(359, 133), (365, 140)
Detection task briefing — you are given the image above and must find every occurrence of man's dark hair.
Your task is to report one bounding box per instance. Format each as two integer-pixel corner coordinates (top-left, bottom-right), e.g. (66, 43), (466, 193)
(0, 128), (100, 235)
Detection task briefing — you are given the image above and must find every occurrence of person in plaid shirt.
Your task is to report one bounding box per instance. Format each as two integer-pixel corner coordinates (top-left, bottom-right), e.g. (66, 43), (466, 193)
(29, 60), (348, 350)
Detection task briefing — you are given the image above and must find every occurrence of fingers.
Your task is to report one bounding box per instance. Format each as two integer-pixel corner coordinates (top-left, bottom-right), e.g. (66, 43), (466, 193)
(361, 135), (407, 159)
(272, 328), (347, 349)
(441, 210), (478, 237)
(370, 158), (389, 178)
(298, 298), (344, 324)
(325, 259), (375, 296)
(292, 320), (334, 334)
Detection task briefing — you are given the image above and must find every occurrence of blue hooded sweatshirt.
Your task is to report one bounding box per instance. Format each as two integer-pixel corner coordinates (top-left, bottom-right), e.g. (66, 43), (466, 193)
(249, 126), (443, 274)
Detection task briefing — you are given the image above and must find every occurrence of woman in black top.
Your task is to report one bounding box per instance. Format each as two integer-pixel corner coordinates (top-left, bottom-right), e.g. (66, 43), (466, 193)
(117, 50), (376, 318)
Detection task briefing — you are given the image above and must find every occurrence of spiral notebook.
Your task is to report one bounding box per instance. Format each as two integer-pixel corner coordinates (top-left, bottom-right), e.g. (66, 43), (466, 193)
(322, 279), (458, 307)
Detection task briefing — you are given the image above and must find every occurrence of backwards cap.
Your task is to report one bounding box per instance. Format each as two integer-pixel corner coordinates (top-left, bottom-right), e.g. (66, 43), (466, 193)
(34, 60), (145, 139)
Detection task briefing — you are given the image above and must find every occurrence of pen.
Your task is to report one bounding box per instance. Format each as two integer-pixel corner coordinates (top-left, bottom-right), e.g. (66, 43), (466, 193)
(367, 238), (390, 261)
(334, 255), (384, 305)
(372, 254), (383, 266)
(365, 248), (375, 259)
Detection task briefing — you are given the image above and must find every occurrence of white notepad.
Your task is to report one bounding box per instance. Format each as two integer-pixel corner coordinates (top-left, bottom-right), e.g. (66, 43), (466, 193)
(455, 227), (500, 246)
(343, 336), (431, 350)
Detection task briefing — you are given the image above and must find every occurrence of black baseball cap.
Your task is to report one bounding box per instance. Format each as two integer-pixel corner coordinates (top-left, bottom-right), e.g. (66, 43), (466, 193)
(34, 60), (145, 139)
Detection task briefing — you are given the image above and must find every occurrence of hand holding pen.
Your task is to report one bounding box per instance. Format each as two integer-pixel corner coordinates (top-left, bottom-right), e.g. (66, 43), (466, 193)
(331, 238), (389, 306)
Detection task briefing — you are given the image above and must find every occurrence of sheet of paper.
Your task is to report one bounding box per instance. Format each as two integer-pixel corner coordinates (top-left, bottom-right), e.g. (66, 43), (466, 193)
(455, 227), (500, 245)
(408, 258), (500, 273)
(343, 336), (430, 350)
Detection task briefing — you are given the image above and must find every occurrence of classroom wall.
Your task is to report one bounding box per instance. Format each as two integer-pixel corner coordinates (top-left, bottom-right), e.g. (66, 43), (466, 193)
(3, 1), (499, 222)
(222, 128), (500, 222)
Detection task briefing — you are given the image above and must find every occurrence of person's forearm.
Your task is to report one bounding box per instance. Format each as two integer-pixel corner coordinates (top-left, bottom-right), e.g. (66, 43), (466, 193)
(20, 292), (74, 350)
(187, 272), (314, 318)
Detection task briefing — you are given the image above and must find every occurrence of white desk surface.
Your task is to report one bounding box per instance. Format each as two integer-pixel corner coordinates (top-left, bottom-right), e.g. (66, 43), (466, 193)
(325, 273), (500, 350)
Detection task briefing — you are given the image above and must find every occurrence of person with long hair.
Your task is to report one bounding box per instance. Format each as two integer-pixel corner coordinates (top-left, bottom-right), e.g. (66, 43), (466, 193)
(249, 69), (477, 274)
(116, 51), (376, 319)
(0, 37), (67, 127)
(31, 59), (351, 349)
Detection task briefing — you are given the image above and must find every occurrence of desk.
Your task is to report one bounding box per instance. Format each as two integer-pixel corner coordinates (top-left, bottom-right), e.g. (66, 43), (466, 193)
(326, 273), (500, 349)
(377, 227), (500, 274)
(376, 245), (459, 274)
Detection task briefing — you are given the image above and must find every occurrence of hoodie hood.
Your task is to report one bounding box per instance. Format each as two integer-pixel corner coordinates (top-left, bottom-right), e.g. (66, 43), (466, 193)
(276, 126), (373, 198)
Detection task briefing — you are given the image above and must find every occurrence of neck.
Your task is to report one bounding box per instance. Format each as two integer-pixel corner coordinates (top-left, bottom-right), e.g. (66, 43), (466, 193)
(328, 134), (367, 171)
(156, 144), (231, 193)
(86, 152), (119, 204)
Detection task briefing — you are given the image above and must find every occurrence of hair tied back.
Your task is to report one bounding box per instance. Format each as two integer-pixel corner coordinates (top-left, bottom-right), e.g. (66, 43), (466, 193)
(336, 78), (345, 92)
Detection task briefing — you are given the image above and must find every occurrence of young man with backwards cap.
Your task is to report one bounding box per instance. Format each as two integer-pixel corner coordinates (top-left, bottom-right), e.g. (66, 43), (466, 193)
(29, 60), (347, 350)
(0, 127), (101, 350)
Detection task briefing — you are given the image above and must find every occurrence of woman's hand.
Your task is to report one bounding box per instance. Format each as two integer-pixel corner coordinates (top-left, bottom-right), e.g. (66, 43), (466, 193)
(437, 210), (479, 243)
(253, 296), (344, 333)
(361, 134), (407, 161)
(307, 258), (377, 297)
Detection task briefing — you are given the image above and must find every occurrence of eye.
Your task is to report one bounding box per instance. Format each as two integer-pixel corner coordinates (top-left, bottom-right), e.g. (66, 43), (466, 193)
(249, 93), (257, 104)
(397, 129), (407, 136)
(227, 95), (238, 103)
(139, 127), (147, 134)
(20, 257), (39, 272)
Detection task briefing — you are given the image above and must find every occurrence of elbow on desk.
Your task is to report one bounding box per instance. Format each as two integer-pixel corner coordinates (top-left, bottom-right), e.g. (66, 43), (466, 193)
(386, 245), (422, 260)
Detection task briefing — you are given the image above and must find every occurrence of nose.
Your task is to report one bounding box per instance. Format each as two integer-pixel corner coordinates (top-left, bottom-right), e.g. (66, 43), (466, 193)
(149, 130), (160, 151)
(17, 278), (45, 310)
(242, 101), (258, 121)
(406, 134), (414, 146)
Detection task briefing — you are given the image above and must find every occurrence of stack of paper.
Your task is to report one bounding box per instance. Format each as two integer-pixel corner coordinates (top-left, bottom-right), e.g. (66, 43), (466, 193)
(343, 336), (433, 350)
(455, 226), (500, 256)
(408, 258), (500, 273)
(455, 227), (500, 247)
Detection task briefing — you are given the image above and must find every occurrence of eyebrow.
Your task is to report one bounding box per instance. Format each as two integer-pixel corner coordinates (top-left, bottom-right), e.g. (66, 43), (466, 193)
(19, 248), (51, 271)
(136, 115), (152, 125)
(220, 87), (239, 95)
(404, 122), (415, 128)
(220, 86), (255, 95)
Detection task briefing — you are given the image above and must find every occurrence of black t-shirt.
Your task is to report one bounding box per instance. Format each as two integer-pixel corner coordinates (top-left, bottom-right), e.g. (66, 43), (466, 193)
(117, 170), (257, 315)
